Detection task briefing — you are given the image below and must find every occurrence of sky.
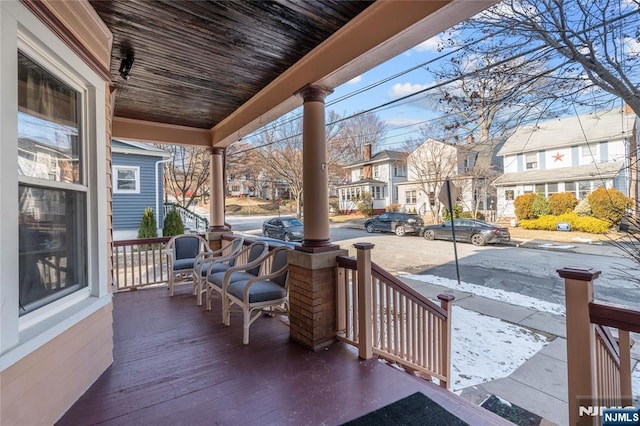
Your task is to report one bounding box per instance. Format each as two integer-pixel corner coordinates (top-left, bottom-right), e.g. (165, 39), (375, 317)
(325, 35), (447, 150)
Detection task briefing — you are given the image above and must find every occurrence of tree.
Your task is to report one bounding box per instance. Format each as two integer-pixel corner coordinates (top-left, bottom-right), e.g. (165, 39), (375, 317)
(331, 111), (387, 165)
(255, 116), (305, 218)
(158, 145), (210, 208)
(424, 38), (563, 171)
(163, 207), (185, 237)
(406, 138), (459, 222)
(474, 0), (640, 116)
(137, 207), (157, 238)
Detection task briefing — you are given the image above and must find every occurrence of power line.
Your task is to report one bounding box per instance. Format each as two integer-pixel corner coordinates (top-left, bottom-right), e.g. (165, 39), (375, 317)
(231, 9), (637, 157)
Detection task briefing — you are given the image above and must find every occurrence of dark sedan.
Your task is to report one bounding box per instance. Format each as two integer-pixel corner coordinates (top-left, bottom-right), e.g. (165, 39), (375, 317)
(364, 212), (424, 236)
(422, 219), (511, 246)
(262, 217), (304, 242)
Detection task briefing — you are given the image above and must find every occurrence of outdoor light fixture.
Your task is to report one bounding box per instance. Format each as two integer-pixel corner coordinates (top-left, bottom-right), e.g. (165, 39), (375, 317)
(119, 54), (135, 80)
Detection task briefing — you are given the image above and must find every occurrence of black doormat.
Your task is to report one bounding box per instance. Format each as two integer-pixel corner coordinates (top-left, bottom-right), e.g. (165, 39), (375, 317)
(480, 395), (542, 426)
(342, 392), (470, 426)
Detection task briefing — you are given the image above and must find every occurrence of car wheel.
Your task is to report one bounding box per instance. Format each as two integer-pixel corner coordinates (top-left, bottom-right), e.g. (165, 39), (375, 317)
(424, 230), (435, 240)
(471, 233), (487, 246)
(366, 224), (375, 233)
(284, 233), (291, 242)
(395, 225), (406, 237)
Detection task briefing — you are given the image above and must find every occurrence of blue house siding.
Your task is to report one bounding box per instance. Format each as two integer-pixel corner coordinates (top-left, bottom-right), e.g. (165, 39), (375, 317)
(112, 152), (165, 235)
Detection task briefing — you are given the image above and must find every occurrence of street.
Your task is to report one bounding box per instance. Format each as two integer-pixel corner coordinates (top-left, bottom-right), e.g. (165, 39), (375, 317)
(226, 215), (640, 311)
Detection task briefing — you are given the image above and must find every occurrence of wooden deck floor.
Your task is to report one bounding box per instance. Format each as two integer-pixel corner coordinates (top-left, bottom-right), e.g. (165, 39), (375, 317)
(59, 284), (510, 425)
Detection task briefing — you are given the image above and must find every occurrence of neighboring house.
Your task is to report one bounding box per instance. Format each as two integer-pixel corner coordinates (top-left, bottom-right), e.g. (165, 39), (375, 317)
(396, 138), (492, 222)
(337, 145), (408, 214)
(494, 109), (638, 220)
(111, 140), (171, 240)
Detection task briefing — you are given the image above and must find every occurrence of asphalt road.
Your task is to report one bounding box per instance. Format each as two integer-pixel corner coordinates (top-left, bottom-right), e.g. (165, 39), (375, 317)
(226, 215), (640, 311)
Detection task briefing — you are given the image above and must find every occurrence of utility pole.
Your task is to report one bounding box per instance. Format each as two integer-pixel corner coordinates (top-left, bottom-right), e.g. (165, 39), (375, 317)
(631, 118), (638, 219)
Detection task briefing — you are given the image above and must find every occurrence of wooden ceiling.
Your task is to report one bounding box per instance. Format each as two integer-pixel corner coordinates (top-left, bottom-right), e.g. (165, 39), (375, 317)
(90, 0), (374, 130)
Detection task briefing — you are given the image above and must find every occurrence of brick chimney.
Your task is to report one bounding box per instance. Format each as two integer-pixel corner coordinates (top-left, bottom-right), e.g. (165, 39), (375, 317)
(362, 143), (372, 180)
(624, 103), (634, 115)
(364, 143), (372, 160)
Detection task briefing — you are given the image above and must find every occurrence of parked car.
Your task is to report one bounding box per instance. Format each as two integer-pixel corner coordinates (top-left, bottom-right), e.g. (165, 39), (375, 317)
(364, 212), (424, 236)
(422, 219), (511, 246)
(262, 217), (304, 242)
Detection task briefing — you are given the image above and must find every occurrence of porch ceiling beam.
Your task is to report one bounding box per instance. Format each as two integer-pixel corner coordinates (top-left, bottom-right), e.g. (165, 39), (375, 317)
(111, 117), (212, 147)
(211, 0), (497, 148)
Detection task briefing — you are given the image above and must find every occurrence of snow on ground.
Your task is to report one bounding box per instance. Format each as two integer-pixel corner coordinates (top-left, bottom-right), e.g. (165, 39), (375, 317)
(449, 305), (549, 392)
(401, 273), (566, 316)
(633, 363), (640, 405)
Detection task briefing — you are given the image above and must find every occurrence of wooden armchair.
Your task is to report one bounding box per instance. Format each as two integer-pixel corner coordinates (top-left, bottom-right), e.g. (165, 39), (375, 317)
(205, 241), (270, 317)
(165, 234), (211, 297)
(193, 236), (245, 306)
(223, 246), (291, 344)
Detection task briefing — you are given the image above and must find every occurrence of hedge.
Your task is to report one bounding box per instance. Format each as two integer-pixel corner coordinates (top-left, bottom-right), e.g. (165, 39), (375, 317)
(518, 212), (611, 234)
(587, 186), (633, 225)
(514, 193), (536, 220)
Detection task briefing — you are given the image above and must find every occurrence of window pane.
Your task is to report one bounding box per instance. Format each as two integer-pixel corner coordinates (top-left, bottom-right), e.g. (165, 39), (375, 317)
(18, 53), (81, 184)
(19, 186), (87, 315)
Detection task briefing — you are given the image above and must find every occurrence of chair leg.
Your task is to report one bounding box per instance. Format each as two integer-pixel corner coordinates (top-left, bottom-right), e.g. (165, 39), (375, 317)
(195, 276), (202, 306)
(206, 286), (212, 311)
(243, 308), (251, 345)
(222, 295), (230, 326)
(169, 273), (174, 297)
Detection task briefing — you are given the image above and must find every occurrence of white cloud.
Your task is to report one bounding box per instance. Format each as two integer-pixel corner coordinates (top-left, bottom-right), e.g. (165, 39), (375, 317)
(624, 37), (640, 57)
(388, 82), (430, 99)
(411, 31), (460, 53)
(413, 37), (441, 53)
(347, 75), (362, 85)
(385, 118), (425, 128)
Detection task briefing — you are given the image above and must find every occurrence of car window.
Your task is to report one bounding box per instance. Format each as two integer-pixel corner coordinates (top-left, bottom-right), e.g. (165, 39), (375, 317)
(282, 219), (302, 227)
(443, 220), (452, 227)
(378, 213), (389, 220)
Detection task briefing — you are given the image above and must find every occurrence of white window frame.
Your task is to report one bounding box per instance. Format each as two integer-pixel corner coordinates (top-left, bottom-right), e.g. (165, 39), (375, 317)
(1, 2), (109, 368)
(525, 152), (538, 170)
(113, 165), (140, 194)
(581, 144), (599, 164)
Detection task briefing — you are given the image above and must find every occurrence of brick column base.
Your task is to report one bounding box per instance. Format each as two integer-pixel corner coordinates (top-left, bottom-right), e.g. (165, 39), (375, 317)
(287, 248), (348, 351)
(206, 231), (232, 251)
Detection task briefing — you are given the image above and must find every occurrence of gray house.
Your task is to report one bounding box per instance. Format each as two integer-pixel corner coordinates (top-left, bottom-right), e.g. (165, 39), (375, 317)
(111, 140), (171, 240)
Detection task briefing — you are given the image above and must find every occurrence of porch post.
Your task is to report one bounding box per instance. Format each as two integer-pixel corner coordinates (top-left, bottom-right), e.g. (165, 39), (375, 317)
(558, 267), (601, 426)
(287, 84), (348, 351)
(296, 84), (338, 253)
(355, 243), (374, 360)
(208, 147), (229, 250)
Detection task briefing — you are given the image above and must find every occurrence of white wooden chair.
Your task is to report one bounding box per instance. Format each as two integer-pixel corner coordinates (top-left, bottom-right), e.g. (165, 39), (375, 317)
(193, 236), (245, 306)
(205, 241), (269, 318)
(223, 246), (291, 344)
(165, 234), (211, 297)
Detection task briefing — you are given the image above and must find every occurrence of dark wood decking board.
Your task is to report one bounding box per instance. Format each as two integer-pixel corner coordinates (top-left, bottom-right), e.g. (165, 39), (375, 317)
(59, 284), (510, 425)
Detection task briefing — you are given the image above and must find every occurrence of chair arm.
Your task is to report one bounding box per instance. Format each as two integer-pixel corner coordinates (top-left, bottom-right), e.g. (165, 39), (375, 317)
(163, 248), (174, 261)
(221, 249), (269, 289)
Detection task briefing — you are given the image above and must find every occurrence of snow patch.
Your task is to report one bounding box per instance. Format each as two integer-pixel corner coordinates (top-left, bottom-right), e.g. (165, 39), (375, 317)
(401, 273), (565, 316)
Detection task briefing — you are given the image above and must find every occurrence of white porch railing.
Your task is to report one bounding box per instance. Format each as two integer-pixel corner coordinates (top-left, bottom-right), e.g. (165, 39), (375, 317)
(336, 243), (454, 388)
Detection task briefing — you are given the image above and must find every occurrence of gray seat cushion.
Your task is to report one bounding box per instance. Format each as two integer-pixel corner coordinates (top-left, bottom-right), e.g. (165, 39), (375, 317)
(200, 262), (230, 276)
(173, 258), (196, 270)
(208, 271), (256, 288)
(227, 280), (287, 303)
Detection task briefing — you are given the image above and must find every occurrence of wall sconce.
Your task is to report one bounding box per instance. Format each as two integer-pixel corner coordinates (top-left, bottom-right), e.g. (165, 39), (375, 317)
(119, 54), (135, 80)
